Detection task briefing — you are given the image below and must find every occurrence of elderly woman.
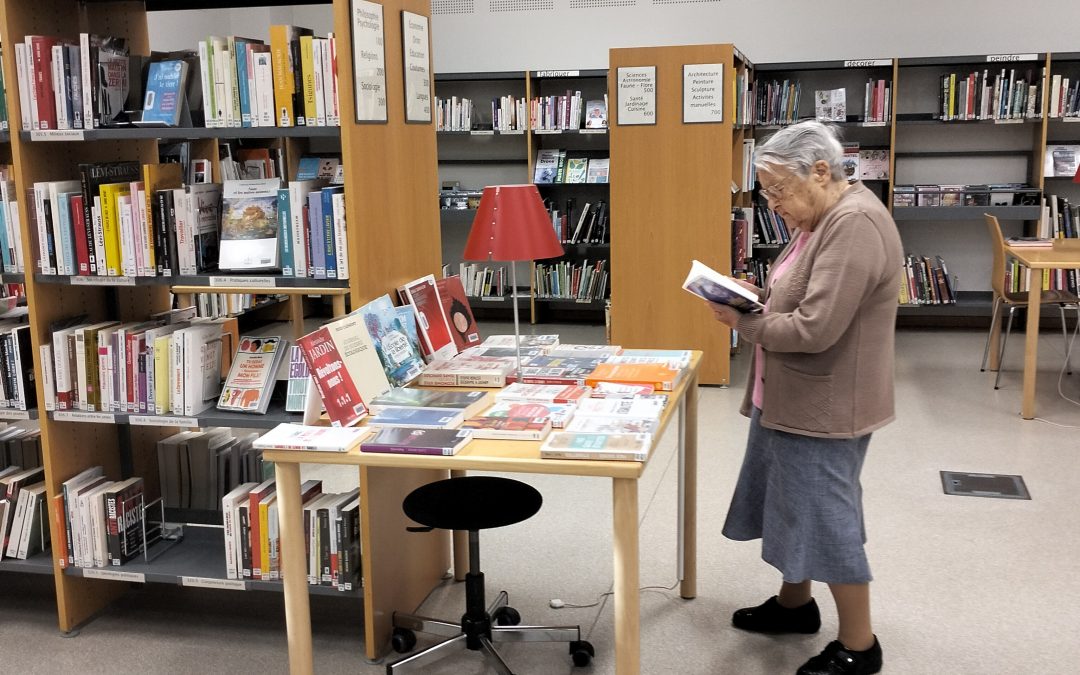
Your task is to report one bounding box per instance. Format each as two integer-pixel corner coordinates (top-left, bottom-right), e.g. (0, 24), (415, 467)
(710, 120), (902, 675)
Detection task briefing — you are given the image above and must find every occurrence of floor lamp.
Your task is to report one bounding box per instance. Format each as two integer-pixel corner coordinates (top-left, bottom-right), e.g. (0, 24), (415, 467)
(462, 185), (564, 375)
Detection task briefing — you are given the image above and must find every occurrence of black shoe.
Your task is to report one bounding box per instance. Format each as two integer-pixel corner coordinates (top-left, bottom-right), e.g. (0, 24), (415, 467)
(732, 596), (821, 634)
(796, 637), (882, 675)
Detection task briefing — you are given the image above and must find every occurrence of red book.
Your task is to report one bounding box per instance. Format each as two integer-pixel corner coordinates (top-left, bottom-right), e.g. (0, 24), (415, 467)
(70, 194), (91, 275)
(247, 479), (275, 580)
(29, 36), (60, 131)
(435, 276), (480, 352)
(52, 493), (68, 569)
(296, 321), (377, 427)
(402, 275), (457, 361)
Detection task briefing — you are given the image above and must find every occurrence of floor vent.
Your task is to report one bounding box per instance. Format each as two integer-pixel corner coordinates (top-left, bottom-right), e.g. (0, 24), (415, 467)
(940, 471), (1030, 500)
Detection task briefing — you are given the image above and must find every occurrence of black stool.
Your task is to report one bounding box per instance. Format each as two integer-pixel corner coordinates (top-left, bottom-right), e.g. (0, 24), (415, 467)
(387, 476), (594, 674)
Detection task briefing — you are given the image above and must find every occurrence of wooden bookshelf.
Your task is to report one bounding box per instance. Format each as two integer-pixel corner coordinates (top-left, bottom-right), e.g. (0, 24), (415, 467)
(610, 44), (745, 385)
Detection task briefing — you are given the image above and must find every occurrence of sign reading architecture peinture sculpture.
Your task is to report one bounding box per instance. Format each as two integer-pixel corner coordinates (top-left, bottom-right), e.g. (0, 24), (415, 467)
(682, 63), (723, 123)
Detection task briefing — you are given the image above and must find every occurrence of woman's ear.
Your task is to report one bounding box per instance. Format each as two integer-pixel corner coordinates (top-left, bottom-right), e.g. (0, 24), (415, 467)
(813, 159), (831, 183)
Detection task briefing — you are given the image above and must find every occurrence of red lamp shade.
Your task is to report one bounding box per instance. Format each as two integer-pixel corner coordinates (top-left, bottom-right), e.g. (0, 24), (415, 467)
(462, 185), (564, 262)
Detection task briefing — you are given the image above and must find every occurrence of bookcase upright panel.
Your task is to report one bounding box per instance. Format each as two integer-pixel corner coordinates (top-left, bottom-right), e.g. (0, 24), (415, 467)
(609, 44), (737, 385)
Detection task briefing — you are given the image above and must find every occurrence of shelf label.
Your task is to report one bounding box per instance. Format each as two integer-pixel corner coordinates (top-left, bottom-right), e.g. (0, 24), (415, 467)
(579, 128), (608, 134)
(1062, 117), (1080, 123)
(535, 70), (579, 77)
(84, 568), (145, 582)
(480, 296), (504, 302)
(71, 275), (137, 286)
(209, 276), (277, 288)
(993, 118), (1024, 124)
(500, 129), (524, 135)
(861, 121), (888, 127)
(30, 129), (86, 141)
(986, 53), (1038, 62)
(469, 129), (494, 136)
(844, 59), (891, 68)
(181, 576), (246, 590)
(533, 129), (559, 134)
(54, 411), (116, 423)
(129, 415), (199, 427)
(0, 409), (30, 420)
(576, 298), (594, 304)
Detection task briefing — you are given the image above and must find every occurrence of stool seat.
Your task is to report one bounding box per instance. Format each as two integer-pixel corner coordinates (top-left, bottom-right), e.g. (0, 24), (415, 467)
(403, 476), (542, 531)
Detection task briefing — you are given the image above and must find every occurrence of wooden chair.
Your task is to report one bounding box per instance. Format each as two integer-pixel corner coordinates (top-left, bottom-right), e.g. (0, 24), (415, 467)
(980, 214), (1079, 389)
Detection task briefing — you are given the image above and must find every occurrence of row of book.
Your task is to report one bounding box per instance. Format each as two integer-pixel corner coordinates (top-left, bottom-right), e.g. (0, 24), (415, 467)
(531, 91), (607, 131)
(0, 426), (41, 471)
(899, 255), (956, 306)
(435, 96), (474, 132)
(892, 183), (1039, 208)
(457, 263), (508, 298)
(1005, 258), (1079, 297)
(546, 199), (609, 245)
(0, 465), (47, 561)
(755, 79), (802, 126)
(192, 293), (287, 320)
(739, 138), (756, 192)
(749, 204), (792, 246)
(1048, 74), (1080, 119)
(1039, 194), (1080, 240)
(220, 478), (360, 588)
(0, 165), (26, 274)
(534, 150), (610, 184)
(56, 466), (150, 569)
(534, 260), (609, 302)
(937, 68), (1043, 121)
(157, 429), (266, 512)
(30, 161), (350, 278)
(0, 319), (34, 412)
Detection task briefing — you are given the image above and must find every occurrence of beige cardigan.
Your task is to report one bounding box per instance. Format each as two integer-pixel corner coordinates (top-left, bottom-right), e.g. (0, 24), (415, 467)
(736, 182), (903, 438)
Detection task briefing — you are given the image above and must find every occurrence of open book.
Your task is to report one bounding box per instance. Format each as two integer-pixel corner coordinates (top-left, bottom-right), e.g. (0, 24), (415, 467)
(682, 259), (765, 313)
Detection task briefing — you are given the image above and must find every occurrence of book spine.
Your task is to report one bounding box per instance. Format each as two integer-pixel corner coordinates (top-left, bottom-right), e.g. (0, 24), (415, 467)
(331, 192), (348, 280)
(269, 26), (294, 127)
(236, 41), (253, 127)
(360, 444), (457, 456)
(322, 189), (337, 279)
(278, 188), (293, 276)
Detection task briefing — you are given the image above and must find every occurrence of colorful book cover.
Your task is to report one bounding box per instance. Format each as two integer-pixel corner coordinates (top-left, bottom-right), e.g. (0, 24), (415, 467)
(368, 406), (464, 429)
(297, 314), (391, 427)
(518, 355), (607, 386)
(533, 149), (560, 184)
(141, 60), (189, 126)
(546, 344), (622, 359)
(482, 334), (559, 350)
(584, 99), (607, 129)
(575, 396), (667, 420)
(495, 382), (591, 404)
(461, 401), (554, 440)
(416, 356), (515, 388)
(253, 423), (369, 452)
(585, 158), (609, 184)
(565, 415), (658, 435)
(219, 178), (280, 271)
(360, 427), (472, 456)
(539, 431), (651, 462)
(321, 186), (342, 280)
(367, 388), (490, 417)
(217, 335), (287, 413)
(285, 345), (310, 412)
(585, 362), (682, 391)
(564, 158), (588, 184)
(435, 276), (480, 351)
(356, 294), (425, 387)
(402, 275), (457, 361)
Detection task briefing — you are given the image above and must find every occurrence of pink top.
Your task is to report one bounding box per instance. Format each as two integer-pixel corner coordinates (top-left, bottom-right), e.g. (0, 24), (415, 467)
(752, 230), (812, 409)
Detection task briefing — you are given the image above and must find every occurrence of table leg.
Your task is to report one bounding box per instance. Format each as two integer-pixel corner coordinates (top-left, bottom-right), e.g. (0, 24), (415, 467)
(1023, 274), (1041, 419)
(451, 469), (467, 582)
(613, 477), (640, 675)
(680, 375), (698, 600)
(276, 462), (314, 675)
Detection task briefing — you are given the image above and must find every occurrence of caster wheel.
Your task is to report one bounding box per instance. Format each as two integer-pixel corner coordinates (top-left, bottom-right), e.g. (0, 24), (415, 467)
(493, 606), (521, 626)
(391, 628), (417, 653)
(569, 640), (594, 667)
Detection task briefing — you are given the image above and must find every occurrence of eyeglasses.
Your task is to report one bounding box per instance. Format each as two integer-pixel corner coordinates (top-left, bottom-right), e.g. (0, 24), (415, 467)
(760, 173), (797, 201)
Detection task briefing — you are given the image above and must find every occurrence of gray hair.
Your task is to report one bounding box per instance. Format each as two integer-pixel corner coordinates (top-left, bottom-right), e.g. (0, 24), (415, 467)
(753, 120), (845, 182)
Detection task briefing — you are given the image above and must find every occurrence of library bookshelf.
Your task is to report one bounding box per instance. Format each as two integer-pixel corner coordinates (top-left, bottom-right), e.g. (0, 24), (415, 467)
(0, 0), (444, 642)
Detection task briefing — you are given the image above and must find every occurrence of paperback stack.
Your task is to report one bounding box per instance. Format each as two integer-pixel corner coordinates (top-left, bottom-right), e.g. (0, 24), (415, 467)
(0, 466), (47, 561)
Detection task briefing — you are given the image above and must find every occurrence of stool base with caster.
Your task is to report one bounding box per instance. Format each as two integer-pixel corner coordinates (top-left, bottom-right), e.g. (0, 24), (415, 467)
(385, 476), (595, 674)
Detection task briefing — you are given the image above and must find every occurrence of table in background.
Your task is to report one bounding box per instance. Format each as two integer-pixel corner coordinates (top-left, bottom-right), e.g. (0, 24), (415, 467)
(262, 352), (702, 675)
(1000, 246), (1080, 419)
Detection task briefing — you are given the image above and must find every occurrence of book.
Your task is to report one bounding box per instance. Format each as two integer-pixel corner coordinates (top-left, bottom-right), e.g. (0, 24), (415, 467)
(815, 87), (846, 122)
(859, 149), (890, 180)
(590, 382), (664, 398)
(482, 334), (559, 350)
(565, 416), (658, 435)
(360, 427), (472, 456)
(539, 432), (652, 462)
(141, 60), (189, 126)
(576, 396), (666, 419)
(564, 158), (588, 184)
(401, 275), (457, 362)
(367, 406), (465, 429)
(435, 276), (481, 351)
(546, 344), (622, 359)
(1046, 145), (1080, 178)
(584, 99), (607, 129)
(460, 402), (554, 440)
(253, 423), (370, 452)
(416, 357), (516, 388)
(285, 345), (311, 412)
(297, 313), (391, 427)
(518, 355), (607, 386)
(585, 362), (682, 392)
(534, 149), (560, 184)
(682, 259), (764, 313)
(366, 388), (491, 418)
(495, 382), (591, 404)
(586, 158), (610, 184)
(841, 143), (860, 182)
(355, 294), (425, 387)
(607, 349), (693, 369)
(217, 335), (288, 414)
(219, 178), (281, 271)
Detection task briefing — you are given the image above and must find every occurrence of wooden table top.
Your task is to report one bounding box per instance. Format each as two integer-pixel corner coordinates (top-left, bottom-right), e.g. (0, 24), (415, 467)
(1006, 245), (1080, 269)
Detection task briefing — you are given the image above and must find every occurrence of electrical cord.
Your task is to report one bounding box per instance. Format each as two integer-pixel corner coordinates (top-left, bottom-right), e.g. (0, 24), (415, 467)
(550, 578), (681, 610)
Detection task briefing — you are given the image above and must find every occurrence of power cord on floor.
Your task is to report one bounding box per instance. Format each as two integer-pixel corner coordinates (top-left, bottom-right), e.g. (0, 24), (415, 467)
(1031, 306), (1080, 428)
(549, 578), (681, 610)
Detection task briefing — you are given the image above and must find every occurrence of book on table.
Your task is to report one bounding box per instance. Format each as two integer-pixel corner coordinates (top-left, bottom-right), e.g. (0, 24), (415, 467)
(366, 388), (491, 418)
(539, 432), (652, 462)
(435, 275), (481, 352)
(606, 349), (693, 369)
(590, 382), (656, 399)
(417, 356), (516, 388)
(482, 334), (559, 351)
(460, 402), (555, 440)
(355, 294), (426, 387)
(585, 362), (682, 391)
(495, 382), (591, 405)
(367, 406), (466, 429)
(217, 335), (289, 414)
(400, 275), (458, 362)
(576, 396), (666, 420)
(517, 355), (606, 386)
(682, 259), (765, 313)
(545, 344), (622, 359)
(360, 427), (473, 456)
(565, 415), (658, 435)
(253, 423), (371, 452)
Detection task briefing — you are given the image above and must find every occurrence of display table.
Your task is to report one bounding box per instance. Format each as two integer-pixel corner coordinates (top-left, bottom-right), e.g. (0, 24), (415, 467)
(262, 352), (701, 675)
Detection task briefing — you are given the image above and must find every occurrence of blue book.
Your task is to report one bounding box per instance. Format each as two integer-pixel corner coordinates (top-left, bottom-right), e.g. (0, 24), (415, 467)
(321, 186), (343, 280)
(367, 407), (463, 429)
(296, 157), (321, 181)
(277, 187), (293, 276)
(0, 207), (11, 272)
(233, 39), (256, 127)
(357, 295), (426, 387)
(307, 192), (326, 279)
(57, 193), (80, 276)
(142, 61), (189, 126)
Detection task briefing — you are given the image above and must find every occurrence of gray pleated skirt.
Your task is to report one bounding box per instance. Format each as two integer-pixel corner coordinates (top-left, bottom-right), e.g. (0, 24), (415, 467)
(722, 408), (873, 584)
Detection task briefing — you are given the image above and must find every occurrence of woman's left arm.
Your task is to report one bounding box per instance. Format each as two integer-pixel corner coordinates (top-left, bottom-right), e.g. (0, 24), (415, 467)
(735, 213), (886, 353)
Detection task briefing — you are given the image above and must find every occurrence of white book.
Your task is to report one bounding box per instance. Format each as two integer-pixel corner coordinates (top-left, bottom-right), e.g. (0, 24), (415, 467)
(245, 44), (259, 127)
(197, 41), (217, 128)
(253, 423), (371, 452)
(312, 38), (326, 127)
(79, 34), (94, 129)
(219, 178), (281, 271)
(23, 37), (39, 130)
(134, 184), (152, 276)
(331, 192), (349, 280)
(222, 482), (256, 580)
(91, 196), (107, 276)
(10, 200), (25, 273)
(73, 479), (107, 567)
(181, 324), (223, 416)
(52, 325), (85, 410)
(253, 52), (275, 127)
(14, 43), (32, 131)
(170, 333), (184, 415)
(61, 467), (104, 566)
(117, 194), (137, 277)
(326, 35), (339, 126)
(33, 183), (53, 274)
(575, 396), (667, 420)
(90, 484), (113, 567)
(52, 45), (69, 130)
(5, 488), (30, 558)
(39, 344), (56, 411)
(288, 181), (321, 277)
(17, 485), (47, 559)
(97, 326), (118, 413)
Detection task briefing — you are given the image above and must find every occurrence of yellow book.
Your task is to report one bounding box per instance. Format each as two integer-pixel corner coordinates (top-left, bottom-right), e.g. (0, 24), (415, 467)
(269, 25), (313, 127)
(141, 163), (183, 276)
(299, 35), (317, 127)
(154, 334), (173, 414)
(98, 183), (130, 276)
(259, 492), (276, 580)
(948, 73), (956, 119)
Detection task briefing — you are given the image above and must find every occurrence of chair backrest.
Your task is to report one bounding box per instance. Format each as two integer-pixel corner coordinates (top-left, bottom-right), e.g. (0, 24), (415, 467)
(984, 213), (1008, 298)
